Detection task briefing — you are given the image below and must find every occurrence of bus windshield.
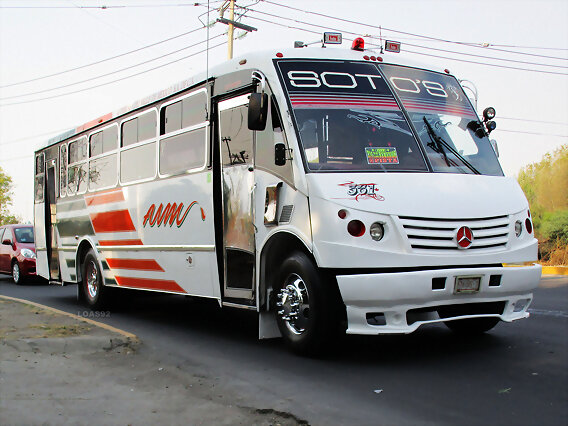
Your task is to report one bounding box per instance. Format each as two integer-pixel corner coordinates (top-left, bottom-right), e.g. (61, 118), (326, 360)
(380, 64), (503, 176)
(276, 59), (503, 176)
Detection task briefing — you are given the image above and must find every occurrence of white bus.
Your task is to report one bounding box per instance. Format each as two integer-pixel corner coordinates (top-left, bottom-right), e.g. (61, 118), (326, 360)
(34, 37), (541, 354)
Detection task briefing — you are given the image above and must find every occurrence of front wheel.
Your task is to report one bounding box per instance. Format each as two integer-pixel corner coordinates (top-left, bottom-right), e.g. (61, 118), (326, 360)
(274, 252), (343, 355)
(81, 250), (110, 310)
(12, 261), (22, 285)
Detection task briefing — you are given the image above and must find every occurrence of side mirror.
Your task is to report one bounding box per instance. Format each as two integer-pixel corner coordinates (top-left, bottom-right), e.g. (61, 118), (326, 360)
(275, 143), (286, 166)
(248, 93), (268, 131)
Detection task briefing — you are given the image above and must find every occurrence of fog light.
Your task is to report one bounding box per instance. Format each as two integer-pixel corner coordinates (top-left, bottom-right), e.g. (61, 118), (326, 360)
(370, 222), (385, 241)
(515, 220), (522, 237)
(513, 298), (530, 313)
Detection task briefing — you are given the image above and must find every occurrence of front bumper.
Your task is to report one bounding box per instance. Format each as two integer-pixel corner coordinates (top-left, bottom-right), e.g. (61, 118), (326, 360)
(20, 258), (37, 277)
(336, 264), (542, 335)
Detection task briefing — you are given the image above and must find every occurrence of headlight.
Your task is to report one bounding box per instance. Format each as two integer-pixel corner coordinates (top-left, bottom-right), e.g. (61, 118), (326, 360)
(21, 248), (36, 259)
(514, 221), (522, 237)
(370, 222), (385, 241)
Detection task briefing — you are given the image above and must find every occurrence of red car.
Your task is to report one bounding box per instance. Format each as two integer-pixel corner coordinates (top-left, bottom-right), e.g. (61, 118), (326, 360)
(0, 224), (37, 284)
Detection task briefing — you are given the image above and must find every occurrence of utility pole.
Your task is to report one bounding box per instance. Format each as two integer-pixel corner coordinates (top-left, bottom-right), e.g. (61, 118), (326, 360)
(217, 0), (256, 60)
(227, 0), (235, 59)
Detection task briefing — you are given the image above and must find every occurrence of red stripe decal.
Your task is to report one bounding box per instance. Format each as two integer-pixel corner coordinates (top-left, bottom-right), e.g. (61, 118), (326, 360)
(91, 210), (136, 233)
(106, 258), (164, 271)
(85, 189), (125, 206)
(99, 239), (143, 246)
(114, 276), (186, 293)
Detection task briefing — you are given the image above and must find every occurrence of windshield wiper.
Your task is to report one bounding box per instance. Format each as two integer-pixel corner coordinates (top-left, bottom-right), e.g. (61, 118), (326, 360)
(422, 117), (480, 175)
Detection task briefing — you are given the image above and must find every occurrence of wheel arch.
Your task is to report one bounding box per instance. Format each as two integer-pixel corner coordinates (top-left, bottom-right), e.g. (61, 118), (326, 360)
(258, 230), (316, 311)
(75, 238), (98, 284)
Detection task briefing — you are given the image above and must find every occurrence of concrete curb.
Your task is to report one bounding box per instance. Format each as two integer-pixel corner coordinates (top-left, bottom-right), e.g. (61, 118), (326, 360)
(0, 294), (139, 342)
(541, 266), (568, 276)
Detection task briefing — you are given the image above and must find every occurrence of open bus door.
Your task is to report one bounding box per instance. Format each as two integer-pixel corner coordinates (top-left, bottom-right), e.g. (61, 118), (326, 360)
(44, 158), (61, 283)
(218, 93), (256, 302)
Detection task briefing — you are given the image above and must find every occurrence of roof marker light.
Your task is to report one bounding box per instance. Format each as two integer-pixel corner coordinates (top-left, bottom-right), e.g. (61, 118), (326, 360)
(276, 52), (283, 58)
(444, 69), (451, 74)
(351, 37), (365, 51)
(370, 56), (377, 61)
(363, 55), (370, 60)
(377, 57), (383, 62)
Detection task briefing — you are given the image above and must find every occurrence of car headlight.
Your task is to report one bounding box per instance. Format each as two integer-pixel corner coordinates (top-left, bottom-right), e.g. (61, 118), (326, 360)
(21, 248), (36, 259)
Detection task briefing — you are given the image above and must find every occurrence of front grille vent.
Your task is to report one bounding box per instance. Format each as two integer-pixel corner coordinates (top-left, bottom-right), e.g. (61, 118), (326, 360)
(399, 215), (509, 252)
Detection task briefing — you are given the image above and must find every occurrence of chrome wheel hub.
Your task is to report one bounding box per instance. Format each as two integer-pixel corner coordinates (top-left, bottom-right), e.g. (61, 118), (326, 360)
(276, 274), (310, 335)
(86, 260), (99, 299)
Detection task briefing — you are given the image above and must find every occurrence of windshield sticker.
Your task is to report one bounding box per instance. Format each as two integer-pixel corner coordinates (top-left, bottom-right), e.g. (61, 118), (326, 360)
(337, 181), (385, 202)
(365, 147), (399, 164)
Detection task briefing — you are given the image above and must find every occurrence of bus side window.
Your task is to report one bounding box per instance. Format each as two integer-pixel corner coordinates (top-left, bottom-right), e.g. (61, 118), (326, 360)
(34, 153), (45, 203)
(60, 144), (67, 197)
(120, 111), (158, 183)
(163, 101), (182, 134)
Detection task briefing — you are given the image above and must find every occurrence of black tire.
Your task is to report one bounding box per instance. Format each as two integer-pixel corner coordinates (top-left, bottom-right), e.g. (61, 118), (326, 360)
(81, 249), (110, 310)
(274, 251), (342, 355)
(12, 261), (23, 285)
(443, 317), (500, 334)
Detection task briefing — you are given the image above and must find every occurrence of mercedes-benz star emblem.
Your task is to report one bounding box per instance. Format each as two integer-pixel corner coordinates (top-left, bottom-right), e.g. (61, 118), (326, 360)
(456, 226), (474, 249)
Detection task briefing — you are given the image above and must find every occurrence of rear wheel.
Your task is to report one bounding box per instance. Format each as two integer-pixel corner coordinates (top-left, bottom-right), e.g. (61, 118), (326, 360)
(274, 252), (342, 355)
(12, 261), (22, 285)
(443, 317), (500, 334)
(81, 249), (110, 310)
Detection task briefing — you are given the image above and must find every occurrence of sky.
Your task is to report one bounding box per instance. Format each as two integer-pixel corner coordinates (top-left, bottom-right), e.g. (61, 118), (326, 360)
(0, 0), (567, 222)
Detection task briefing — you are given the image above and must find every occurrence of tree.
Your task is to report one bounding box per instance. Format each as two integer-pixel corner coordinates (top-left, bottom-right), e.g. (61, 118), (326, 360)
(518, 144), (568, 264)
(0, 166), (19, 225)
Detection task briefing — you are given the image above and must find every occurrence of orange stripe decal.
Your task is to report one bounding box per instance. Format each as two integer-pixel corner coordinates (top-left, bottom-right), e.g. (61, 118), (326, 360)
(106, 258), (164, 272)
(91, 210), (136, 233)
(99, 239), (143, 246)
(85, 189), (124, 206)
(114, 276), (186, 293)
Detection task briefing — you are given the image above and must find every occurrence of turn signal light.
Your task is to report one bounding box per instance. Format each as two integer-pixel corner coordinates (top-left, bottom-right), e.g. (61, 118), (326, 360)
(347, 220), (366, 237)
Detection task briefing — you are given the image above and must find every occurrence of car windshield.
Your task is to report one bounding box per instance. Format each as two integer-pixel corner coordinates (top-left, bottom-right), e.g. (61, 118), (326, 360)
(380, 64), (503, 176)
(14, 227), (34, 243)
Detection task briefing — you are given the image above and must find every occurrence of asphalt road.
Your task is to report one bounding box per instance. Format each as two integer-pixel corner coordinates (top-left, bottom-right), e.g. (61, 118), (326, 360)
(1, 274), (566, 426)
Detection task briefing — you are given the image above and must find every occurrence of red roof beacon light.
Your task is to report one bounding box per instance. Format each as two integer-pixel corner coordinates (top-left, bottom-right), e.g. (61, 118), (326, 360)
(385, 40), (401, 53)
(351, 37), (365, 51)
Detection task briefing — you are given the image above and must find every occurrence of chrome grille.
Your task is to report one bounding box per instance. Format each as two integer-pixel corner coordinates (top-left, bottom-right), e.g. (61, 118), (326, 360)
(399, 215), (510, 251)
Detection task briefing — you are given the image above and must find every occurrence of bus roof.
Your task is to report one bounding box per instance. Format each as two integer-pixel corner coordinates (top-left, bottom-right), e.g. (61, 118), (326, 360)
(42, 45), (451, 150)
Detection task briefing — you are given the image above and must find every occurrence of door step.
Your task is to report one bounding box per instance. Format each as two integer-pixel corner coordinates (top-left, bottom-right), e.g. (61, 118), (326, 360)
(222, 301), (257, 311)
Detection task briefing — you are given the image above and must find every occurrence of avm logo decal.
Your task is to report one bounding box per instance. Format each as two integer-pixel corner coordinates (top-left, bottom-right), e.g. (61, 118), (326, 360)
(143, 201), (206, 228)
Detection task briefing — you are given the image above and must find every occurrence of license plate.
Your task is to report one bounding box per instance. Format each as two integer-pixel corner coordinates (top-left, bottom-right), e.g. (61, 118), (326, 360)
(454, 276), (481, 294)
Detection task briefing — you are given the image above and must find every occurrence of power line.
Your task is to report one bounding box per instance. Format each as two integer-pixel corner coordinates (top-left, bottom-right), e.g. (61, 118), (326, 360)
(0, 40), (227, 107)
(259, 0), (568, 62)
(399, 41), (568, 70)
(242, 9), (568, 76)
(0, 33), (225, 101)
(499, 117), (568, 126)
(497, 129), (568, 138)
(401, 48), (568, 76)
(0, 2), (224, 9)
(0, 26), (207, 89)
(242, 6), (568, 72)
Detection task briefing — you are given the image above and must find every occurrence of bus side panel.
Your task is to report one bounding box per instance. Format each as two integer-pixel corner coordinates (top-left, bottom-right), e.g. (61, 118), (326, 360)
(90, 172), (219, 299)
